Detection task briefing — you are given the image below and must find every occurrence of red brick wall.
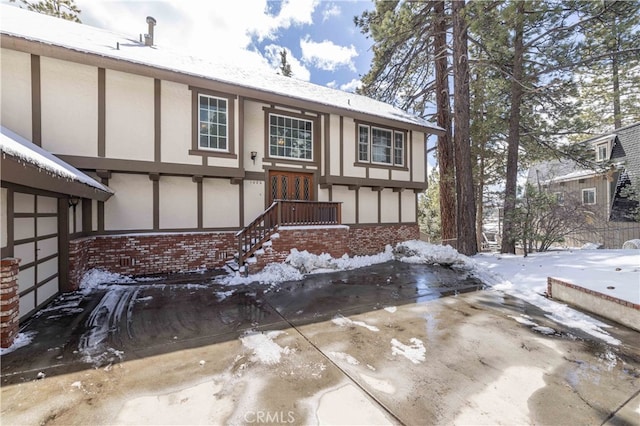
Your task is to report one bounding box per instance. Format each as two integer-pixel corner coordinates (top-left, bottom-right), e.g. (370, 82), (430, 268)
(248, 226), (350, 273)
(1, 258), (20, 349)
(349, 224), (419, 255)
(68, 232), (237, 290)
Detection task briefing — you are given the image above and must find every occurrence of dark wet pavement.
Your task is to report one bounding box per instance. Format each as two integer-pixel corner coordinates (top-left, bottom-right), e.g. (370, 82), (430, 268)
(1, 261), (483, 384)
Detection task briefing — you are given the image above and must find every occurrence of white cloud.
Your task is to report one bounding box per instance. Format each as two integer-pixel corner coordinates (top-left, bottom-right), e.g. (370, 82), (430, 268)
(326, 80), (338, 89)
(339, 78), (362, 93)
(322, 3), (341, 22)
(300, 35), (358, 71)
(263, 44), (311, 81)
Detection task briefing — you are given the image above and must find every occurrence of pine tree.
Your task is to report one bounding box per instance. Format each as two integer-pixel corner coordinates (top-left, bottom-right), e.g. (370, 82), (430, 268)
(14, 0), (82, 22)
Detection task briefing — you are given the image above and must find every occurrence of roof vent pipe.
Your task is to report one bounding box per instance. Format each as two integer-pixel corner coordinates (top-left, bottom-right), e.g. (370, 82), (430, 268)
(144, 16), (156, 46)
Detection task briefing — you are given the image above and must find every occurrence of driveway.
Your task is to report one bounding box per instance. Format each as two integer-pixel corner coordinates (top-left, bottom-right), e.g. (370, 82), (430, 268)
(1, 261), (639, 425)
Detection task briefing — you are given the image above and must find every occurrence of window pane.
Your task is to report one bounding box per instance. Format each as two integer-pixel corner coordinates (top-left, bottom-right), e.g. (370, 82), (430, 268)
(268, 114), (313, 160)
(394, 132), (404, 166)
(198, 94), (228, 151)
(372, 128), (392, 164)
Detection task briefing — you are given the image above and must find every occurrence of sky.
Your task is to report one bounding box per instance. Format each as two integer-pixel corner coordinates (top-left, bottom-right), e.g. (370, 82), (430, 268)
(69, 0), (375, 92)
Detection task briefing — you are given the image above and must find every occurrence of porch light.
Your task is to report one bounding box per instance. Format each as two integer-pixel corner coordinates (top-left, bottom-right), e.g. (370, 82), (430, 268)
(68, 197), (80, 208)
(250, 151), (257, 164)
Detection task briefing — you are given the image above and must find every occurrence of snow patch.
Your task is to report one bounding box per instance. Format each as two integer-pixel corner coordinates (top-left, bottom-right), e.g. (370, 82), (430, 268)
(332, 315), (379, 332)
(0, 331), (37, 355)
(240, 331), (291, 365)
(390, 338), (425, 364)
(328, 351), (360, 365)
(80, 269), (134, 294)
(384, 306), (397, 313)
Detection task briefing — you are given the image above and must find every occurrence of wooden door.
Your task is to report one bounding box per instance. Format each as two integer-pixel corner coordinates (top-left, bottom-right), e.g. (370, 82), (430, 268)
(268, 171), (314, 204)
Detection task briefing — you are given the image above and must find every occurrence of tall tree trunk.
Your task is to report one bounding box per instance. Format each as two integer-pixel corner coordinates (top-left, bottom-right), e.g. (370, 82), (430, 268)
(501, 0), (525, 254)
(434, 0), (457, 247)
(612, 15), (622, 129)
(476, 150), (485, 250)
(452, 0), (477, 255)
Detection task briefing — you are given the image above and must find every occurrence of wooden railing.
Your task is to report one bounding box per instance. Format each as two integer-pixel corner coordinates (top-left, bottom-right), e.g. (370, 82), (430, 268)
(236, 200), (342, 265)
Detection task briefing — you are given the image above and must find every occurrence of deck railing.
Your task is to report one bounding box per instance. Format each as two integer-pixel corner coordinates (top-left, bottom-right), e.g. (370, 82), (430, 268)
(236, 200), (342, 265)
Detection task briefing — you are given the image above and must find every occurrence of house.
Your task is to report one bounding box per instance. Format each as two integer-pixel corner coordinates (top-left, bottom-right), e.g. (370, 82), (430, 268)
(0, 6), (443, 329)
(527, 122), (640, 248)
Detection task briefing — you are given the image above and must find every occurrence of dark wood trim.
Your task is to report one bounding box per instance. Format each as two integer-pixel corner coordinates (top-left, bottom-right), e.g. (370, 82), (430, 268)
(355, 187), (360, 225)
(409, 130), (414, 182)
(80, 227), (241, 236)
(2, 35), (443, 136)
(196, 179), (203, 229)
(238, 96), (245, 170)
(328, 185), (333, 202)
(57, 197), (70, 292)
(245, 171), (265, 181)
(190, 87), (236, 157)
(154, 79), (161, 162)
(30, 54), (41, 146)
(339, 116), (344, 177)
(98, 177), (107, 232)
(324, 113), (330, 177)
(98, 68), (105, 157)
(239, 180), (245, 227)
(152, 178), (159, 230)
(58, 155), (245, 179)
(415, 192), (419, 224)
(319, 175), (427, 191)
(2, 188), (15, 258)
(82, 197), (92, 235)
(263, 107), (321, 167)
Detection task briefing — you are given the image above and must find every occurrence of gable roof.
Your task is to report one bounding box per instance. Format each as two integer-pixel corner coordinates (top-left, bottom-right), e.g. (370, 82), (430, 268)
(0, 126), (113, 201)
(0, 5), (443, 135)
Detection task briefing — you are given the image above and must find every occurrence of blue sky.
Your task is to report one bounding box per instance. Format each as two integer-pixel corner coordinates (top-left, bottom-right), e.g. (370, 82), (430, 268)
(68, 0), (375, 92)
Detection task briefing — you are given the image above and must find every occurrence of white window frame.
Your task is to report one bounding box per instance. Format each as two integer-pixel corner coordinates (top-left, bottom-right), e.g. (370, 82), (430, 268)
(357, 124), (405, 167)
(268, 113), (314, 161)
(358, 124), (370, 162)
(596, 142), (608, 162)
(582, 188), (596, 205)
(198, 94), (228, 152)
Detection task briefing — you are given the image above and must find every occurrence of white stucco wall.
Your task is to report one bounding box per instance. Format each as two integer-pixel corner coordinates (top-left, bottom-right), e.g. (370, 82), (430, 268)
(159, 176), (197, 229)
(161, 81), (200, 165)
(317, 187), (330, 202)
(105, 70), (154, 161)
(40, 57), (98, 156)
(1, 48), (32, 140)
(203, 178), (240, 228)
(369, 168), (388, 180)
(401, 191), (417, 222)
(243, 100), (265, 173)
(332, 186), (356, 224)
(341, 119), (366, 178)
(105, 173), (153, 230)
(329, 114), (341, 176)
(412, 131), (426, 183)
(359, 188), (378, 224)
(243, 180), (265, 226)
(1, 188), (7, 249)
(380, 189), (399, 223)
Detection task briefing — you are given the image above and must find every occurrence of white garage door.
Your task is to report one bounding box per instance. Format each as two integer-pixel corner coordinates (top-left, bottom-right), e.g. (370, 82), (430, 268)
(13, 192), (60, 320)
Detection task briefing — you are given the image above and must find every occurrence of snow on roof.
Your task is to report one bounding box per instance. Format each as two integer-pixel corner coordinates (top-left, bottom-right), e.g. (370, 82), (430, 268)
(0, 5), (442, 133)
(0, 126), (112, 193)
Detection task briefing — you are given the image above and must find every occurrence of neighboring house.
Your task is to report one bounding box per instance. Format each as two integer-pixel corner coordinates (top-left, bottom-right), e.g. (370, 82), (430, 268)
(527, 122), (640, 248)
(0, 6), (442, 322)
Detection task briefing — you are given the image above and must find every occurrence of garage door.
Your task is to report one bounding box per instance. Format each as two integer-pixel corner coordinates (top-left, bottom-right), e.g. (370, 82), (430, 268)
(13, 192), (60, 320)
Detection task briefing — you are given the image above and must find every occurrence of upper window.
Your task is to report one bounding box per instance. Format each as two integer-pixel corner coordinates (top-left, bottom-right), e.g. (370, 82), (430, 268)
(198, 94), (227, 151)
(269, 114), (313, 160)
(582, 188), (596, 205)
(596, 143), (608, 162)
(357, 124), (405, 167)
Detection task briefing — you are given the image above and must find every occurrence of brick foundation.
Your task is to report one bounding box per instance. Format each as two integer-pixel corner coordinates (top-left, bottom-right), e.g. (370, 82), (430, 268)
(348, 223), (420, 255)
(1, 258), (20, 349)
(247, 225), (350, 274)
(68, 232), (237, 290)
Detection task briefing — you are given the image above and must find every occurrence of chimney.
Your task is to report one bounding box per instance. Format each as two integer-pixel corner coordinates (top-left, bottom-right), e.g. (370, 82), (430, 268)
(144, 16), (156, 46)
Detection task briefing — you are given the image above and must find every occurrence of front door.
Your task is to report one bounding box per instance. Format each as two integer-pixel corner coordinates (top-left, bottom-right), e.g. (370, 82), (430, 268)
(268, 171), (314, 205)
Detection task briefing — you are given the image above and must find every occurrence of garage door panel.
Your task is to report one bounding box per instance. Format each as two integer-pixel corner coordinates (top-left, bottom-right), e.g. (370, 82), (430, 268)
(38, 237), (58, 258)
(39, 278), (58, 303)
(14, 217), (35, 240)
(37, 196), (57, 213)
(14, 193), (35, 213)
(37, 216), (57, 236)
(18, 266), (35, 293)
(19, 293), (35, 318)
(38, 257), (58, 282)
(14, 242), (35, 264)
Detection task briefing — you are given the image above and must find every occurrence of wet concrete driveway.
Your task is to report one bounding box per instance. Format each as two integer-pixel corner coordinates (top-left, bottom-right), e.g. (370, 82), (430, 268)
(1, 261), (639, 425)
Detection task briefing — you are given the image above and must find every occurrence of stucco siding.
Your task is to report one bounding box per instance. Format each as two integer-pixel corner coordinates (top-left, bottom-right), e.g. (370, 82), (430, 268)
(244, 180), (265, 226)
(412, 131), (426, 183)
(104, 173), (153, 230)
(332, 186), (356, 224)
(105, 70), (154, 161)
(161, 80), (199, 165)
(359, 188), (378, 224)
(159, 176), (197, 229)
(244, 100), (265, 173)
(40, 57), (98, 156)
(329, 114), (341, 176)
(369, 168), (388, 180)
(391, 169), (411, 181)
(1, 48), (32, 140)
(341, 119), (366, 178)
(381, 189), (399, 223)
(401, 191), (416, 222)
(203, 178), (239, 228)
(317, 187), (330, 202)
